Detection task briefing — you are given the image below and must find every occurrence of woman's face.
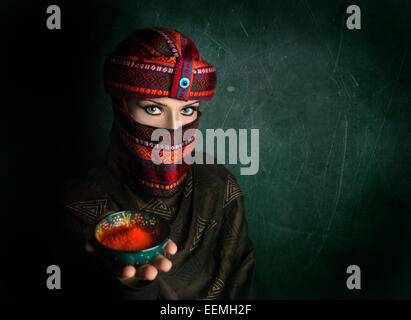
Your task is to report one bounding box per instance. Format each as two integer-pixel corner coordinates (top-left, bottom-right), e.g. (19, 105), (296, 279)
(127, 97), (200, 129)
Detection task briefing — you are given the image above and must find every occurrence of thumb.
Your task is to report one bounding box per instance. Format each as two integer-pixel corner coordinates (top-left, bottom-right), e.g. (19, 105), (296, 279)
(85, 238), (96, 253)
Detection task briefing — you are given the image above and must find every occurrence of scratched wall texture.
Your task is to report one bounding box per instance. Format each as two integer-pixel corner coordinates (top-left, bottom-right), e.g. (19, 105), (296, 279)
(3, 0), (411, 298)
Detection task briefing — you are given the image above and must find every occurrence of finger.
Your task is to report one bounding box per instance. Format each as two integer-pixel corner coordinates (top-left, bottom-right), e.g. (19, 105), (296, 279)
(114, 265), (137, 279)
(149, 254), (172, 272)
(135, 264), (158, 281)
(103, 260), (137, 279)
(164, 240), (178, 255)
(85, 238), (96, 253)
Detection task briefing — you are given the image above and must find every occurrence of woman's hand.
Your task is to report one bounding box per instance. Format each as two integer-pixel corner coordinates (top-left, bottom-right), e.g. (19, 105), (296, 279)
(85, 237), (177, 283)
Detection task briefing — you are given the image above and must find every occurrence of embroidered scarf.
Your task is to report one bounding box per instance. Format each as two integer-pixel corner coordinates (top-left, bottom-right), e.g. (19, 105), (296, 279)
(107, 96), (199, 197)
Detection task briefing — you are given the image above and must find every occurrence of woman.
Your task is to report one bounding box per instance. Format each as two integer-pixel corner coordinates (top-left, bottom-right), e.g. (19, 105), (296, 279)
(60, 27), (257, 299)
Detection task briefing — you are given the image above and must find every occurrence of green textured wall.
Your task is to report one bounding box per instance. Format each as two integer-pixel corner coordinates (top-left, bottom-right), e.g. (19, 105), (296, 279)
(4, 0), (411, 298)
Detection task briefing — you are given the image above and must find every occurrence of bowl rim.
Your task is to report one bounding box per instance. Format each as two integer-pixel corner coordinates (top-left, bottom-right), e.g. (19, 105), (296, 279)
(92, 210), (170, 254)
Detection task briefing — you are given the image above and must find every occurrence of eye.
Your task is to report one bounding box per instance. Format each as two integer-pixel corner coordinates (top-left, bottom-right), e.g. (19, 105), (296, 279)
(143, 105), (162, 115)
(181, 106), (198, 116)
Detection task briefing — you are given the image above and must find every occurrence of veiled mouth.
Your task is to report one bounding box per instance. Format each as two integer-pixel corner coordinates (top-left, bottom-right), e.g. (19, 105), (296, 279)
(120, 128), (196, 151)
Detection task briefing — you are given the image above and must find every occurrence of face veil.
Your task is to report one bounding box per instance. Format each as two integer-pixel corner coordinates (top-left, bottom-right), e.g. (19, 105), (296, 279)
(107, 96), (200, 197)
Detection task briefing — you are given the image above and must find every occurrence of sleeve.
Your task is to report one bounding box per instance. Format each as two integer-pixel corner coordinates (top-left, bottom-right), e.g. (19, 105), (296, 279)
(220, 194), (258, 300)
(58, 175), (161, 300)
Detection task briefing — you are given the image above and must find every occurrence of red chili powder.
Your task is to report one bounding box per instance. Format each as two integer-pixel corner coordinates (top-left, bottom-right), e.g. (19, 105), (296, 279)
(99, 225), (158, 251)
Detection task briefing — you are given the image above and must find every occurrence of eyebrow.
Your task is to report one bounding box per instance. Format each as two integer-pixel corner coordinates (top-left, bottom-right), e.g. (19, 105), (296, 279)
(141, 99), (200, 107)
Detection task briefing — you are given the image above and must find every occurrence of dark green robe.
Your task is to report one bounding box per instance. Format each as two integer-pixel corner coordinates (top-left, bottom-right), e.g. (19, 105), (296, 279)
(60, 154), (257, 299)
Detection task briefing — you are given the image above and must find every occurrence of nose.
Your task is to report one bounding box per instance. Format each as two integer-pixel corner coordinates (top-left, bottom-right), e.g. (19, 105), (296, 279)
(166, 113), (183, 130)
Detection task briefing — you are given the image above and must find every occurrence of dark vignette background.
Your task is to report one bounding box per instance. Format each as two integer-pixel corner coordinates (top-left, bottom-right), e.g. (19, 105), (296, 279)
(1, 0), (410, 299)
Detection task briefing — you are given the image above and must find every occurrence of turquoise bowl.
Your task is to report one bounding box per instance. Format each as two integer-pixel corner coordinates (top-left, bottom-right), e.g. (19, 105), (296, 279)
(93, 210), (170, 266)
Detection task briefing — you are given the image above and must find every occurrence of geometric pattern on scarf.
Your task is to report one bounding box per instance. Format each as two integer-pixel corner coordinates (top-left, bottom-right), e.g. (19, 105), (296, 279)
(107, 109), (199, 197)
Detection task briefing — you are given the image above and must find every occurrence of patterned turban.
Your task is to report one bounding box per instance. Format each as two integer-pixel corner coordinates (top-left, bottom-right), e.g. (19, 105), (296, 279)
(103, 26), (217, 101)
